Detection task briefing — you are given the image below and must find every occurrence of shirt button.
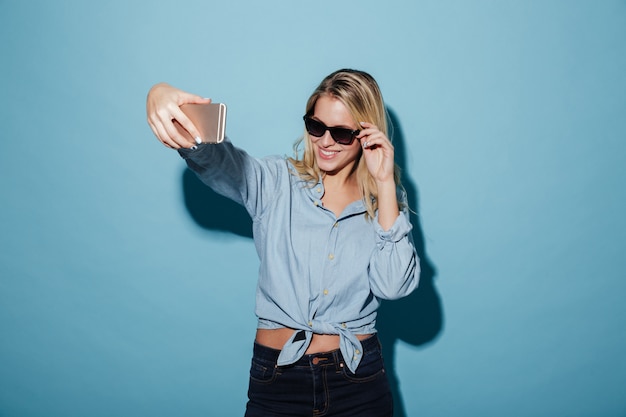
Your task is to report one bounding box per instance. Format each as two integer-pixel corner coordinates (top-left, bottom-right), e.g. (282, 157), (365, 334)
(342, 323), (347, 328)
(333, 222), (338, 228)
(308, 321), (313, 327)
(323, 289), (329, 295)
(328, 254), (334, 260)
(316, 187), (322, 193)
(314, 201), (319, 206)
(355, 349), (360, 355)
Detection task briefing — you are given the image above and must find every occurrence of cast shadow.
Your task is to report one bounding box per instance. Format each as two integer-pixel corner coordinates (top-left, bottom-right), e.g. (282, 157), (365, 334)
(181, 110), (443, 416)
(182, 168), (253, 238)
(377, 107), (444, 417)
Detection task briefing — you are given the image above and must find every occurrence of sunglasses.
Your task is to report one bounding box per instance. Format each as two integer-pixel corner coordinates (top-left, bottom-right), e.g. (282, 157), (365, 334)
(303, 116), (360, 146)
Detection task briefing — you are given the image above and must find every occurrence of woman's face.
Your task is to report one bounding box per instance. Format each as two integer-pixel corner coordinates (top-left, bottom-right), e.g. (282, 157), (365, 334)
(309, 95), (362, 178)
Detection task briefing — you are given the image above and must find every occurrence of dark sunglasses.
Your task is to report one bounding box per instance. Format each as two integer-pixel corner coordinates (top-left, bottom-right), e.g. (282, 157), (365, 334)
(303, 116), (360, 145)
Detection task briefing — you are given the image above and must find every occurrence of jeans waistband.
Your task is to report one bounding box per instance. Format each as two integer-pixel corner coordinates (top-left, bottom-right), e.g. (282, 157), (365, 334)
(252, 333), (380, 368)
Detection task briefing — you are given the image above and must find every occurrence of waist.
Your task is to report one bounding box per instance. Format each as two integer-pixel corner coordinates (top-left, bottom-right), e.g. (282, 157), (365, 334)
(252, 333), (382, 369)
(255, 328), (373, 354)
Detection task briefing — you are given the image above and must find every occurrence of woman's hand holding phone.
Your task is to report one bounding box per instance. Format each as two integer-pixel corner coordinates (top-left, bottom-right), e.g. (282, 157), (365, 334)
(146, 82), (212, 149)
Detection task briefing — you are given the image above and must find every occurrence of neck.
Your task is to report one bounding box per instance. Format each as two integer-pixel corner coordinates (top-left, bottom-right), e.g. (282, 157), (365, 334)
(322, 167), (358, 190)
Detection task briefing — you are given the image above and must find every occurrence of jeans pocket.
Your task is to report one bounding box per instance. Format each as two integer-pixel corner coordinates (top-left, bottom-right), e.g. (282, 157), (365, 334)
(249, 357), (277, 384)
(341, 350), (386, 383)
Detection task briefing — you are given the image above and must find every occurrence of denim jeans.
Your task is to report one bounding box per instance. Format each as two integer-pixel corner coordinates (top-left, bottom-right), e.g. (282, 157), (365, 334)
(244, 334), (393, 417)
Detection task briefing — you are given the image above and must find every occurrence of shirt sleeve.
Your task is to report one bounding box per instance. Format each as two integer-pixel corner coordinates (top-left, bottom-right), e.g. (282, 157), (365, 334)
(177, 139), (282, 219)
(368, 190), (420, 300)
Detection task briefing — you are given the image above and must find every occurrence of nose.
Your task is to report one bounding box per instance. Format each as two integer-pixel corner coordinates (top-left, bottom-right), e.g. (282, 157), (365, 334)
(318, 131), (335, 147)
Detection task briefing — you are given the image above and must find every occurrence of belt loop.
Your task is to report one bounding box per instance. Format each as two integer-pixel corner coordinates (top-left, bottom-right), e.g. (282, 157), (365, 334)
(333, 350), (343, 371)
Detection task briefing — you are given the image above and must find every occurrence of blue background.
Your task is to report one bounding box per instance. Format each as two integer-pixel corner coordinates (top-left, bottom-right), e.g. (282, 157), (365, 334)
(1, 1), (625, 416)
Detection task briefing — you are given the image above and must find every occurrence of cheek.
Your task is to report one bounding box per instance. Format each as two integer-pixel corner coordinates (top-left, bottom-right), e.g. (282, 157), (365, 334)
(345, 144), (362, 160)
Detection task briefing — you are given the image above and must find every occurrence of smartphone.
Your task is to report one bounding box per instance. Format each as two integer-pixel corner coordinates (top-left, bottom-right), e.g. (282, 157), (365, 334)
(174, 102), (227, 144)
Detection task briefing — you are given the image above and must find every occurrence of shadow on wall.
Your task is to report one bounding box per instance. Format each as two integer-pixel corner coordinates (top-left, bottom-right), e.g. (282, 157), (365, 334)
(377, 107), (443, 417)
(182, 169), (253, 238)
(181, 108), (443, 416)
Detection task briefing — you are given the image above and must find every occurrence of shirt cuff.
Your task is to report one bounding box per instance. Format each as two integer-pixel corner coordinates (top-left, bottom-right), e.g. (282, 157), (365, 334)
(375, 211), (413, 243)
(177, 142), (209, 159)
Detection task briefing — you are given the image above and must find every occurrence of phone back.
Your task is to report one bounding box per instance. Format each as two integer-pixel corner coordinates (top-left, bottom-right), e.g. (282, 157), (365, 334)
(175, 103), (227, 144)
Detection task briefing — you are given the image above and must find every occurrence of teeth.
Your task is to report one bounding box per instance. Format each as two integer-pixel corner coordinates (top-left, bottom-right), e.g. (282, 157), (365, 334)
(320, 149), (338, 156)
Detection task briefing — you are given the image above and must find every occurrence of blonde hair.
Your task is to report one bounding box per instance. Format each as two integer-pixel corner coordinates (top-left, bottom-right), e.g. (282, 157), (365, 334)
(288, 69), (403, 218)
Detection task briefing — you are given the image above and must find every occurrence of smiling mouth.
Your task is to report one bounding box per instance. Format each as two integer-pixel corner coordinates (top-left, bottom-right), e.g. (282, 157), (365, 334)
(319, 148), (339, 159)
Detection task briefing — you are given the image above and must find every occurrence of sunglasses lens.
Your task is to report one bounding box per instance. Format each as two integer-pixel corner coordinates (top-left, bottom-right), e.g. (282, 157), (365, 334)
(305, 118), (325, 137)
(331, 130), (354, 145)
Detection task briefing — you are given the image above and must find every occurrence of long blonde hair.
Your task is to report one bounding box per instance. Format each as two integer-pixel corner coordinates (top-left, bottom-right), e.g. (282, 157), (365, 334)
(288, 69), (403, 218)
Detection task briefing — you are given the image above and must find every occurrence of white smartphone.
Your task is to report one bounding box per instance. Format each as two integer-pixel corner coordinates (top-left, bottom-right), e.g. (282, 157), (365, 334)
(174, 102), (227, 144)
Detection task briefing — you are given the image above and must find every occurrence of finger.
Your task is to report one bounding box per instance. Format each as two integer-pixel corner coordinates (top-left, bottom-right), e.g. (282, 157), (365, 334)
(165, 121), (196, 149)
(147, 117), (176, 148)
(152, 118), (182, 149)
(174, 93), (212, 136)
(148, 111), (180, 148)
(147, 118), (161, 142)
(361, 132), (388, 149)
(357, 128), (383, 144)
(157, 105), (198, 148)
(357, 121), (379, 135)
(169, 105), (203, 143)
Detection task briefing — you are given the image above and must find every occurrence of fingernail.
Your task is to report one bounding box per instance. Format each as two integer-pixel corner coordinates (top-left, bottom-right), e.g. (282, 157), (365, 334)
(195, 137), (202, 144)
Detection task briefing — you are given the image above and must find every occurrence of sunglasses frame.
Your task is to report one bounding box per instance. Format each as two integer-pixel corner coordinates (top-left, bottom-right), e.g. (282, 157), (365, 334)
(303, 116), (360, 146)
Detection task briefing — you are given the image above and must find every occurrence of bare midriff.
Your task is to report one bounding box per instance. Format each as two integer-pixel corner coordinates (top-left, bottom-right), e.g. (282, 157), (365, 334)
(255, 328), (372, 354)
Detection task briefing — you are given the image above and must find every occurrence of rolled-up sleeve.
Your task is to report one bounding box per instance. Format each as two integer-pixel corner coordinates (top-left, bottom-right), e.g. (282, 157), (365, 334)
(368, 202), (420, 300)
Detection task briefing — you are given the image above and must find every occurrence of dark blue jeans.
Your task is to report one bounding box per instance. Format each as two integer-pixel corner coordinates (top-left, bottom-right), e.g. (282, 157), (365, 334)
(245, 334), (393, 417)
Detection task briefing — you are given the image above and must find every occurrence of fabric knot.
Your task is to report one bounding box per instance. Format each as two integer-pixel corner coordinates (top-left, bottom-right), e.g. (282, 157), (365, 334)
(276, 322), (364, 373)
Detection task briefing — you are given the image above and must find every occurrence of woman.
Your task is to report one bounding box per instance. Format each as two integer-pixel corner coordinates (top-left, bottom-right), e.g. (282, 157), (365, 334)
(147, 69), (419, 417)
